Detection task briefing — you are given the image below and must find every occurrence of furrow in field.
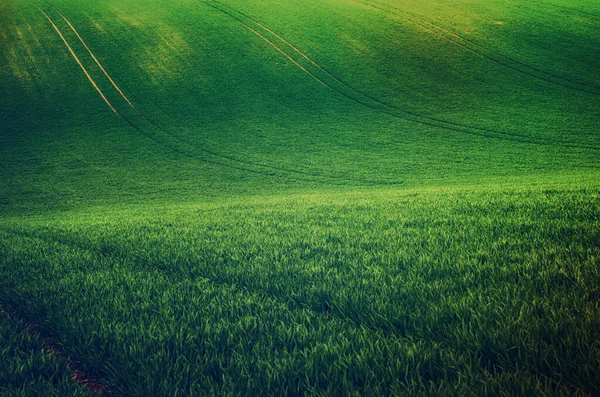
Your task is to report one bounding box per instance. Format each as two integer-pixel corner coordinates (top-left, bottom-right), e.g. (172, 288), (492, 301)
(204, 0), (600, 150)
(48, 7), (181, 146)
(37, 7), (119, 115)
(212, 11), (415, 181)
(412, 21), (480, 57)
(0, 303), (112, 396)
(38, 8), (256, 179)
(186, 135), (394, 185)
(419, 18), (600, 93)
(107, 86), (390, 185)
(111, 115), (308, 181)
(51, 6), (138, 111)
(234, 12), (353, 89)
(202, 2), (492, 135)
(109, 101), (387, 186)
(240, 23), (328, 87)
(203, 1), (330, 88)
(356, 0), (600, 95)
(42, 8), (387, 186)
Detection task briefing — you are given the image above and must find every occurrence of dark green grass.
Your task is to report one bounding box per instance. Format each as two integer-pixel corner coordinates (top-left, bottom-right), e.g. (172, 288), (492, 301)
(0, 310), (90, 396)
(1, 0), (600, 394)
(1, 184), (600, 395)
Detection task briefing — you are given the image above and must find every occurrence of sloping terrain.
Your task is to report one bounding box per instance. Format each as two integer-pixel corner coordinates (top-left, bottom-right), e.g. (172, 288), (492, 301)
(1, 0), (599, 395)
(1, 0), (598, 212)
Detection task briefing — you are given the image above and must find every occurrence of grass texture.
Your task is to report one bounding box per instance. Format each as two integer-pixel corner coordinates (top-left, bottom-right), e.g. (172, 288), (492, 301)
(2, 185), (600, 395)
(1, 0), (599, 212)
(1, 0), (599, 395)
(0, 309), (90, 396)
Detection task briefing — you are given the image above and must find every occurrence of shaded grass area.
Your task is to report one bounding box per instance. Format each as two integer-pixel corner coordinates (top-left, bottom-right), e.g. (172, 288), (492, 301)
(1, 183), (599, 395)
(0, 310), (90, 396)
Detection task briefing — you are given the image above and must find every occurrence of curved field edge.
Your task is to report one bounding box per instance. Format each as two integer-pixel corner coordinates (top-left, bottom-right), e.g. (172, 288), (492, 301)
(1, 181), (599, 396)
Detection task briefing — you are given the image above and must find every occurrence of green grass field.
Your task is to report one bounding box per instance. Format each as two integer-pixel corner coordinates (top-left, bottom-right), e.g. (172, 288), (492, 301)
(1, 0), (599, 395)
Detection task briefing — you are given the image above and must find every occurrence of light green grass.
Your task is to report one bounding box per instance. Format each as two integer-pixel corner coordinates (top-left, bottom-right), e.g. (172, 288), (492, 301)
(1, 0), (599, 394)
(2, 184), (600, 395)
(1, 0), (599, 213)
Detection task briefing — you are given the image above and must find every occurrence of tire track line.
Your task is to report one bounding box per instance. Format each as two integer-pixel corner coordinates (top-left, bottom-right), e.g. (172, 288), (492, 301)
(204, 3), (483, 130)
(243, 24), (327, 87)
(213, 6), (328, 88)
(130, 122), (386, 186)
(135, 113), (389, 185)
(239, 13), (350, 87)
(410, 21), (480, 57)
(205, 1), (600, 150)
(417, 18), (597, 94)
(37, 7), (119, 115)
(420, 18), (600, 92)
(51, 7), (139, 110)
(356, 0), (600, 94)
(37, 7), (319, 184)
(50, 5), (386, 184)
(38, 7), (271, 181)
(44, 6), (390, 185)
(205, 2), (464, 138)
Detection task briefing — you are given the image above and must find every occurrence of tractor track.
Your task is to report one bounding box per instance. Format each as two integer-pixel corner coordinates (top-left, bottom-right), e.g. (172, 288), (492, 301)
(52, 6), (138, 110)
(419, 18), (600, 92)
(355, 0), (600, 95)
(204, 0), (600, 151)
(37, 4), (397, 187)
(36, 0), (600, 190)
(37, 7), (119, 114)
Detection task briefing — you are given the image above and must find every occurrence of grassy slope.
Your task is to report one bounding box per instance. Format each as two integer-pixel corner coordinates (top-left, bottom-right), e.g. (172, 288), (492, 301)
(1, 186), (600, 395)
(1, 0), (599, 212)
(1, 0), (599, 395)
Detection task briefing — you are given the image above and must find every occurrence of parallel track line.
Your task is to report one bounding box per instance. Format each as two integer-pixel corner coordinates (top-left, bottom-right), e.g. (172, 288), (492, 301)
(356, 0), (600, 94)
(205, 1), (599, 150)
(37, 7), (118, 115)
(52, 7), (138, 110)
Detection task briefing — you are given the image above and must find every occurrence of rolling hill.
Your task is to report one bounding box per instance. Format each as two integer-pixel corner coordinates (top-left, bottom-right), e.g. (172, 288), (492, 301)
(1, 0), (599, 395)
(1, 0), (599, 211)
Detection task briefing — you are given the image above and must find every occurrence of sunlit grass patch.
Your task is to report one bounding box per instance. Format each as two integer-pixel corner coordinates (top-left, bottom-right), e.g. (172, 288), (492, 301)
(1, 184), (599, 395)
